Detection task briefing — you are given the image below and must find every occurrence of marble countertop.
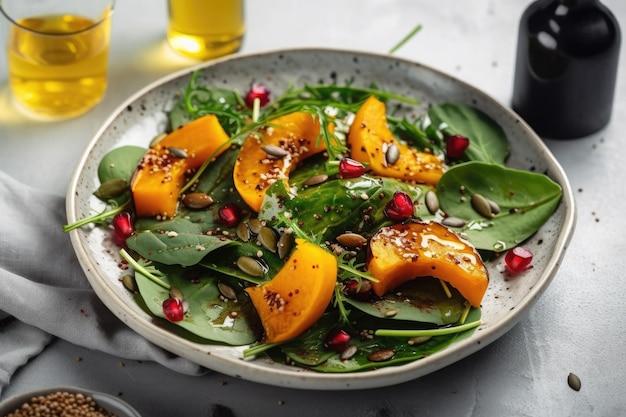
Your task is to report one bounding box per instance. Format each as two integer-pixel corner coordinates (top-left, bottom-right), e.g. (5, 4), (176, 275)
(1, 1), (625, 415)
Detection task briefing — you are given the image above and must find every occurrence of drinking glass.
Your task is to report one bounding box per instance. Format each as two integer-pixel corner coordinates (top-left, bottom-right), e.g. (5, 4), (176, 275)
(167, 0), (244, 61)
(0, 0), (115, 119)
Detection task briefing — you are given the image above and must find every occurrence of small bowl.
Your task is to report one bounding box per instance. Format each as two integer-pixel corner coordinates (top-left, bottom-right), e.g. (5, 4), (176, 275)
(0, 386), (141, 417)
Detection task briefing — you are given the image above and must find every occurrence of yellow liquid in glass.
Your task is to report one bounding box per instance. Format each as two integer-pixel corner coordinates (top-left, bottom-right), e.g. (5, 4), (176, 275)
(7, 13), (111, 119)
(167, 0), (245, 60)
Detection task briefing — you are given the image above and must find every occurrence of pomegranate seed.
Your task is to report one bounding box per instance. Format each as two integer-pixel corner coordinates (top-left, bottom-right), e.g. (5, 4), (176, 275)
(504, 246), (533, 274)
(338, 157), (366, 178)
(112, 212), (134, 247)
(244, 83), (271, 108)
(323, 328), (351, 352)
(445, 134), (470, 159)
(384, 191), (414, 221)
(218, 203), (242, 228)
(162, 297), (185, 322)
(344, 279), (372, 301)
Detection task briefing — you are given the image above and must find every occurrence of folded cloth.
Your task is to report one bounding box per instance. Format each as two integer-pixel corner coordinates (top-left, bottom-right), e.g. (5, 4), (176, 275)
(0, 170), (206, 395)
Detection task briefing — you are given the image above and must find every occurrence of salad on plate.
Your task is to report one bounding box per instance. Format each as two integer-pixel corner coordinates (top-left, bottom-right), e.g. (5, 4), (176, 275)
(65, 72), (562, 373)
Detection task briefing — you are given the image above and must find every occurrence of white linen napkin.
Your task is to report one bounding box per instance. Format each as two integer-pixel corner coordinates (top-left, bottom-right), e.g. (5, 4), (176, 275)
(0, 170), (205, 395)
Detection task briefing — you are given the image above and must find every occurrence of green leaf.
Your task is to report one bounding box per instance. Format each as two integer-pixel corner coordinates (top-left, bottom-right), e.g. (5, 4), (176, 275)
(259, 176), (432, 242)
(428, 103), (510, 164)
(436, 161), (563, 251)
(344, 278), (468, 326)
(200, 243), (284, 285)
(96, 145), (145, 204)
(126, 218), (237, 266)
(134, 263), (261, 345)
(274, 308), (481, 372)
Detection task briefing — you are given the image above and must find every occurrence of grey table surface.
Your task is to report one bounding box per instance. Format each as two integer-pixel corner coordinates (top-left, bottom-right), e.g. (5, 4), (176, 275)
(1, 1), (625, 416)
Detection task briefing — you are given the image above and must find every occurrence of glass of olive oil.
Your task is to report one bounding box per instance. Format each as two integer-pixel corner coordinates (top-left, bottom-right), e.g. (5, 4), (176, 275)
(167, 0), (245, 60)
(0, 0), (114, 120)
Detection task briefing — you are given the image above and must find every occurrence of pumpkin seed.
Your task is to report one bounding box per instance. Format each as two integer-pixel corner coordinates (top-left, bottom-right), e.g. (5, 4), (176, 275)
(336, 232), (367, 248)
(303, 173), (329, 186)
(425, 190), (440, 214)
(236, 256), (266, 277)
(340, 345), (358, 361)
(261, 144), (289, 158)
(567, 372), (581, 391)
(182, 192), (214, 209)
(367, 348), (395, 362)
(258, 226), (278, 253)
(442, 216), (466, 228)
(121, 274), (138, 293)
(277, 231), (294, 259)
(169, 286), (184, 301)
(384, 308), (398, 317)
(385, 143), (400, 165)
(247, 217), (263, 234)
(487, 198), (501, 215)
(149, 132), (167, 147)
(471, 193), (494, 218)
(168, 147), (188, 158)
(236, 222), (251, 242)
(218, 282), (238, 300)
(94, 178), (128, 200)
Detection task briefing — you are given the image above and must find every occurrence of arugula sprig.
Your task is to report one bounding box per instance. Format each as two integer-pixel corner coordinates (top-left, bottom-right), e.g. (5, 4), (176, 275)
(63, 199), (129, 232)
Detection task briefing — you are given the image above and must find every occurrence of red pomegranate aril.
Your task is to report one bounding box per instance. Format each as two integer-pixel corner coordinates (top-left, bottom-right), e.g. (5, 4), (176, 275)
(112, 212), (135, 246)
(445, 134), (470, 159)
(162, 297), (185, 322)
(338, 157), (366, 178)
(244, 83), (271, 108)
(344, 279), (372, 301)
(384, 191), (414, 221)
(323, 328), (351, 352)
(218, 203), (242, 228)
(504, 246), (533, 274)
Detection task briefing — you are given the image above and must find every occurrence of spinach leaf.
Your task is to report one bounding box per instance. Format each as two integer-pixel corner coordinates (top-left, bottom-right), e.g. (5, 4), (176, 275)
(277, 308), (481, 372)
(344, 278), (468, 326)
(437, 161), (562, 251)
(428, 103), (509, 164)
(134, 263), (261, 345)
(259, 176), (432, 242)
(126, 218), (237, 266)
(95, 145), (145, 204)
(200, 243), (284, 285)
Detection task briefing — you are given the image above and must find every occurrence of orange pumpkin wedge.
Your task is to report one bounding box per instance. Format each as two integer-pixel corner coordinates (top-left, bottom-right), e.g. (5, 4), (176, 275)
(130, 114), (230, 218)
(233, 112), (329, 212)
(347, 96), (444, 185)
(245, 238), (337, 343)
(367, 221), (488, 308)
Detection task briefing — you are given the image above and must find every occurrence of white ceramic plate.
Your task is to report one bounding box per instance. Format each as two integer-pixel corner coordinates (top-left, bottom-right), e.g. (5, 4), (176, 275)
(66, 48), (576, 390)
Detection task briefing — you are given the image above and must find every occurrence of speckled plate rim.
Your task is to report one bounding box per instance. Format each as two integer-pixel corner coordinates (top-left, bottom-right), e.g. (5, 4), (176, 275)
(66, 47), (576, 390)
(0, 386), (141, 416)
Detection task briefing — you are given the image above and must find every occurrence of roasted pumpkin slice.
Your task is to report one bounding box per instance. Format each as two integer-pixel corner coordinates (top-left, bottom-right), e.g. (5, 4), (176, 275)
(245, 238), (337, 343)
(367, 221), (488, 308)
(131, 114), (230, 218)
(348, 96), (444, 185)
(233, 112), (328, 212)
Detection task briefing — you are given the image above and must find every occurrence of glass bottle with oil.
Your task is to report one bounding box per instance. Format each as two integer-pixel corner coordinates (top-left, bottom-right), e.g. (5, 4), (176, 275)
(167, 0), (245, 60)
(512, 0), (620, 139)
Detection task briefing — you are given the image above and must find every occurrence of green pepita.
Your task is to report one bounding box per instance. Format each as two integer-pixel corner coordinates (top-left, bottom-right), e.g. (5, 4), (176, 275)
(236, 256), (266, 277)
(471, 193), (494, 218)
(94, 178), (128, 200)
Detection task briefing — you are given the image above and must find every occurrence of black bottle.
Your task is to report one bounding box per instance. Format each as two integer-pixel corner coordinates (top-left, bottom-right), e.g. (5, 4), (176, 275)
(512, 0), (621, 139)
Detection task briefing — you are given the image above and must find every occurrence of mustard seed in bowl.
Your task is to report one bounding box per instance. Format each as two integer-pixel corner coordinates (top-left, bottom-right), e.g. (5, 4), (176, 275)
(0, 387), (141, 417)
